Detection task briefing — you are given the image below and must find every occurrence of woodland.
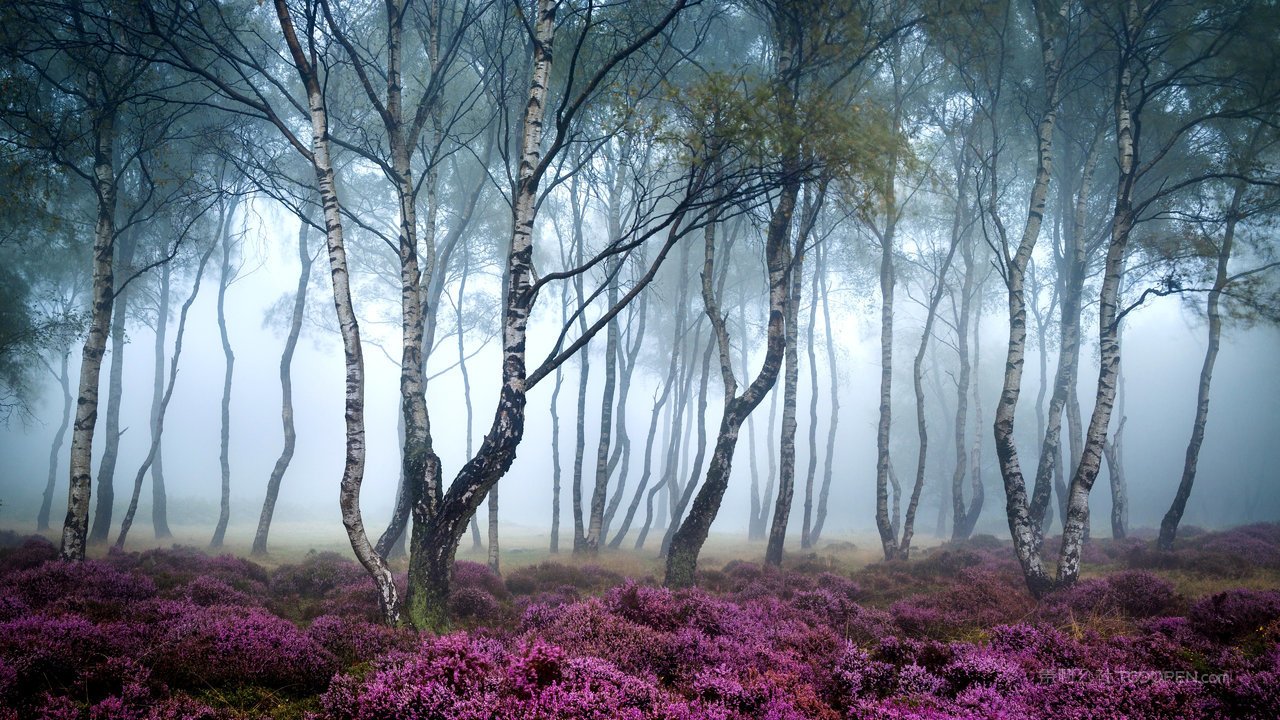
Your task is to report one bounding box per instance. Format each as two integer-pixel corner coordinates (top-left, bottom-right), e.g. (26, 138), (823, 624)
(0, 0), (1279, 717)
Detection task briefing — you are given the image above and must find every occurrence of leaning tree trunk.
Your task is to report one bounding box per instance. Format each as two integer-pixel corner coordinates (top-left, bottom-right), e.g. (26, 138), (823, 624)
(117, 241), (218, 549)
(139, 263), (171, 540)
(661, 337), (714, 557)
(39, 350), (74, 532)
(210, 195), (241, 549)
(665, 172), (796, 588)
(88, 228), (136, 545)
(601, 291), (647, 538)
(900, 215), (960, 559)
(62, 106), (117, 562)
(252, 218), (313, 556)
(1158, 179), (1243, 550)
(610, 297), (678, 549)
(638, 329), (696, 550)
(276, 0), (401, 623)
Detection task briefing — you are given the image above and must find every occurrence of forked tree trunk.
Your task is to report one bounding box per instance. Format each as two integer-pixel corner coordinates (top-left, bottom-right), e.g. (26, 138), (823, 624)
(39, 351), (73, 533)
(987, 1), (1063, 597)
(665, 170), (796, 587)
(117, 241), (218, 549)
(1053, 39), (1136, 587)
(768, 182), (824, 564)
(89, 228), (136, 545)
(210, 195), (241, 549)
(252, 218), (313, 556)
(874, 195), (899, 560)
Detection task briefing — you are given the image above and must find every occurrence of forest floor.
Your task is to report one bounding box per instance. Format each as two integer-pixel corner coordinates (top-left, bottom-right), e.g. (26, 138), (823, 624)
(1, 524), (1277, 719)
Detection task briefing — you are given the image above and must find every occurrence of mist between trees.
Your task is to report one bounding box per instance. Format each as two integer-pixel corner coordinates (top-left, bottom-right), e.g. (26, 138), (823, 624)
(0, 0), (1278, 630)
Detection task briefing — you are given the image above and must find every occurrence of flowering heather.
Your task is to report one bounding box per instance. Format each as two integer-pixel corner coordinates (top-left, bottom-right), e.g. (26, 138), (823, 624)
(0, 527), (1277, 718)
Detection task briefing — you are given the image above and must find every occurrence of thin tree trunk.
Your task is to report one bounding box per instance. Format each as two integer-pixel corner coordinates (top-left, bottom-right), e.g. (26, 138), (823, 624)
(276, 0), (401, 623)
(146, 265), (171, 538)
(150, 265), (173, 540)
(1159, 179), (1244, 550)
(665, 165), (797, 587)
(117, 241), (218, 549)
(586, 257), (620, 553)
(639, 328), (696, 550)
(88, 228), (136, 545)
(550, 277), (569, 553)
(810, 241), (839, 544)
(900, 217), (960, 559)
(61, 106), (117, 562)
(39, 351), (73, 532)
(1054, 40), (1135, 586)
(661, 336), (714, 557)
(742, 301), (765, 542)
(252, 218), (313, 555)
(801, 239), (821, 549)
(602, 290), (647, 537)
(767, 182), (824, 565)
(611, 300), (677, 549)
(210, 195), (241, 549)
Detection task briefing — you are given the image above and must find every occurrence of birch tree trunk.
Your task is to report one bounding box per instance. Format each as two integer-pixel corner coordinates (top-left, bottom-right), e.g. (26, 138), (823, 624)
(252, 218), (312, 556)
(39, 351), (73, 532)
(88, 228), (136, 545)
(802, 238), (821, 549)
(988, 0), (1063, 596)
(586, 257), (620, 553)
(1159, 180), (1244, 550)
(275, 0), (400, 623)
(150, 264), (173, 540)
(210, 195), (240, 549)
(117, 241), (217, 549)
(1054, 39), (1136, 586)
(62, 107), (118, 561)
(900, 218), (960, 559)
(665, 173), (796, 587)
(809, 241), (839, 544)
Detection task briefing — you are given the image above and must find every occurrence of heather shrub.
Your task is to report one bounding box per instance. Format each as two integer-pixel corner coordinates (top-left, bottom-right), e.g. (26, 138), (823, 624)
(306, 614), (411, 665)
(322, 633), (682, 720)
(1040, 570), (1179, 622)
(151, 602), (337, 690)
(105, 547), (269, 596)
(504, 562), (623, 596)
(1188, 589), (1280, 642)
(0, 536), (57, 573)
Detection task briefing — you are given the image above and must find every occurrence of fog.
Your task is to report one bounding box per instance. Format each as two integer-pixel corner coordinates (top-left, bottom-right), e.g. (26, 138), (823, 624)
(3, 200), (1276, 548)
